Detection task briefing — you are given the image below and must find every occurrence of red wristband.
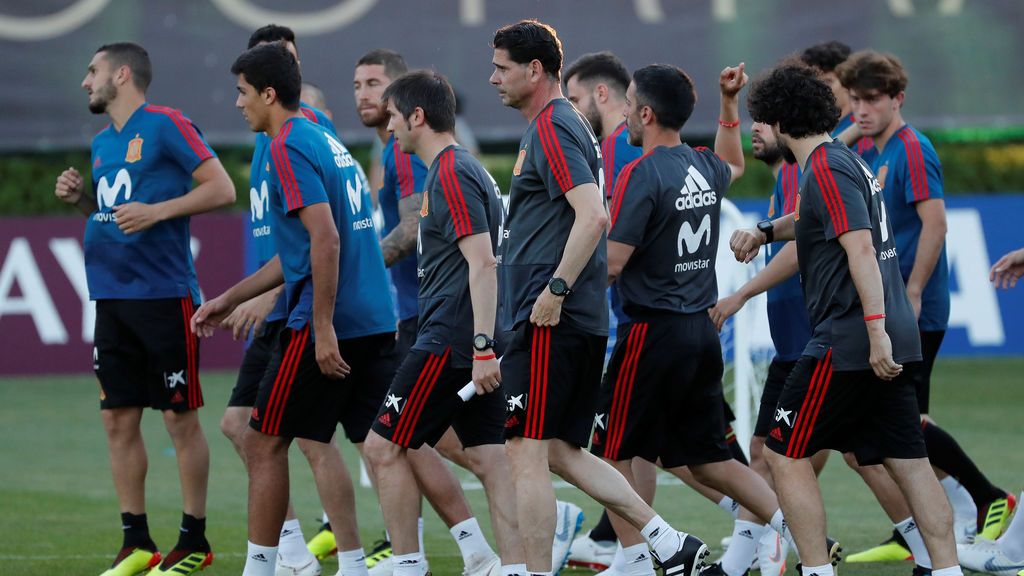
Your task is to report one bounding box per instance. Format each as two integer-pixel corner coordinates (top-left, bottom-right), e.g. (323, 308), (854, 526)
(718, 118), (740, 128)
(864, 313), (886, 322)
(473, 353), (496, 361)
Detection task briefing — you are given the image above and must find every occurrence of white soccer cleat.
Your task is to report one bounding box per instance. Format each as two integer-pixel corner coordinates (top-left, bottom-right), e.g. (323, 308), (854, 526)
(276, 554), (322, 576)
(957, 538), (1024, 576)
(552, 500), (585, 574)
(568, 530), (617, 571)
(462, 553), (501, 576)
(755, 529), (788, 576)
(367, 556), (393, 576)
(955, 512), (979, 545)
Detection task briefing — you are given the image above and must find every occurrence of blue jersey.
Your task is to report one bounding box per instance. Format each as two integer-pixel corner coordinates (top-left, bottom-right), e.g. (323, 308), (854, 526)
(764, 162), (812, 361)
(379, 134), (428, 321)
(85, 103), (214, 302)
(601, 122), (643, 329)
(833, 113), (875, 158)
(249, 102), (335, 323)
(267, 117), (395, 339)
(869, 124), (949, 331)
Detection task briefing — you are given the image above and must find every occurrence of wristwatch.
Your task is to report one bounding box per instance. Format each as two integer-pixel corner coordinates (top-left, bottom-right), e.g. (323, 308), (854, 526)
(548, 277), (573, 297)
(473, 333), (497, 352)
(757, 218), (775, 244)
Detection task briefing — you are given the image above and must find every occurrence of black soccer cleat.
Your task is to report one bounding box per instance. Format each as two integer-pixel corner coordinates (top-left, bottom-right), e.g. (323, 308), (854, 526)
(699, 562), (747, 576)
(827, 537), (843, 566)
(653, 532), (709, 576)
(911, 566), (931, 576)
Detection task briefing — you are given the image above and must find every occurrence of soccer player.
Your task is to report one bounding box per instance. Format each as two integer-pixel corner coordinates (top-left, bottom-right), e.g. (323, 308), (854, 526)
(361, 69), (524, 576)
(836, 49), (1016, 561)
(53, 42), (234, 576)
(194, 43), (396, 576)
(734, 61), (962, 576)
(490, 19), (708, 576)
(990, 247), (1024, 289)
(799, 42), (874, 155)
(216, 24), (342, 576)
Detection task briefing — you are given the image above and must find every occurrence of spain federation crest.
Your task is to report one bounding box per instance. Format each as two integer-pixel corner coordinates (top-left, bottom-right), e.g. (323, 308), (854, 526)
(125, 134), (144, 163)
(513, 147), (527, 177)
(420, 191), (429, 217)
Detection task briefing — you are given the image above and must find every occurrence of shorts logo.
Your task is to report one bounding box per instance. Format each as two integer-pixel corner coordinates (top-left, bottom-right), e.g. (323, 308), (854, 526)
(377, 413), (393, 428)
(164, 370), (186, 389)
(770, 427), (784, 442)
(125, 134), (143, 163)
(513, 148), (527, 177)
(251, 407), (260, 421)
(93, 346), (100, 370)
(97, 379), (106, 401)
(594, 413), (606, 430)
(507, 393), (525, 412)
(591, 431), (601, 446)
(170, 390), (185, 404)
(774, 408), (793, 427)
(505, 415), (519, 428)
(385, 393), (403, 414)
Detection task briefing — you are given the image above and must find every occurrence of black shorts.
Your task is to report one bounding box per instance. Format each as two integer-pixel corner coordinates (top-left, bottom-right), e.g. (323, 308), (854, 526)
(912, 330), (944, 414)
(503, 321), (607, 447)
(765, 350), (927, 466)
(249, 327), (396, 443)
(753, 357), (800, 437)
(228, 319), (286, 407)
(395, 316), (419, 360)
(94, 298), (203, 412)
(590, 314), (732, 469)
(371, 349), (505, 450)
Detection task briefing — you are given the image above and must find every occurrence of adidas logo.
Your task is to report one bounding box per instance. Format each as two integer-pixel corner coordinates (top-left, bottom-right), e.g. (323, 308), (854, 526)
(378, 413), (393, 428)
(648, 528), (660, 539)
(251, 553), (268, 563)
(739, 529), (754, 538)
(903, 520), (917, 534)
(171, 390), (185, 404)
(770, 427), (784, 442)
(398, 559), (418, 565)
(457, 530), (471, 540)
(281, 529), (294, 537)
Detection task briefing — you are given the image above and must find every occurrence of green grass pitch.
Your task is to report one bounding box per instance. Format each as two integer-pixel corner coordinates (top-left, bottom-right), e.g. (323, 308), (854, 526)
(1, 358), (1021, 575)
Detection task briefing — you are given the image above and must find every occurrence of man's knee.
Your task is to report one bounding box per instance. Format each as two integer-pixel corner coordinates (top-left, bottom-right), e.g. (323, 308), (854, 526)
(842, 451), (860, 470)
(102, 407), (142, 439)
(364, 431), (403, 469)
(220, 408), (247, 444)
(162, 409), (201, 440)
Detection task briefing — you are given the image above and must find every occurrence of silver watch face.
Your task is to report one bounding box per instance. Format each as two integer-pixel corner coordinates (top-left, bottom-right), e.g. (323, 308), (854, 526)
(474, 335), (488, 350)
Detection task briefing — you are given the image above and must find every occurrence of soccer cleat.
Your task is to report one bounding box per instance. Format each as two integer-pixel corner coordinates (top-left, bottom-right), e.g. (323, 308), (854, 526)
(955, 511), (979, 545)
(978, 493), (1018, 541)
(757, 529), (789, 576)
(365, 537), (394, 569)
(100, 546), (162, 576)
(275, 554), (321, 576)
(307, 523), (338, 561)
(700, 562), (743, 576)
(845, 530), (910, 563)
(958, 538), (1024, 576)
(462, 553), (501, 576)
(911, 565), (930, 576)
(568, 530), (617, 571)
(826, 537), (842, 566)
(148, 548), (213, 575)
(367, 556), (392, 576)
(652, 532), (710, 576)
(552, 500), (585, 574)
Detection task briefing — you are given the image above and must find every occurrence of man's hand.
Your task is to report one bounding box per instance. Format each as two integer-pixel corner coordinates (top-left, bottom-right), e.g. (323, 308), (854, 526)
(191, 294), (237, 338)
(867, 327), (902, 381)
(720, 62), (748, 98)
(730, 228), (766, 263)
(315, 324), (350, 379)
(113, 202), (165, 234)
(709, 292), (747, 332)
(55, 167), (85, 206)
(990, 247), (1024, 289)
(906, 288), (922, 320)
(222, 290), (279, 341)
(530, 290), (563, 327)
(471, 357), (501, 395)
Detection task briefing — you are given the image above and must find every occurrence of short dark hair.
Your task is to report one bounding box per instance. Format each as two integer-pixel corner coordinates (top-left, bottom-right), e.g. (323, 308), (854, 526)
(747, 62), (840, 139)
(356, 49), (408, 81)
(96, 42), (152, 91)
(563, 51), (630, 95)
(231, 43), (301, 111)
(382, 70), (456, 134)
(492, 19), (563, 80)
(836, 50), (908, 97)
(632, 64), (696, 131)
(247, 24), (295, 49)
(799, 41), (852, 73)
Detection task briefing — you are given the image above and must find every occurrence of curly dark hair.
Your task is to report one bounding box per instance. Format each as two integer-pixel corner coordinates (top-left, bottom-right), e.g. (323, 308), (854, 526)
(835, 50), (908, 97)
(747, 63), (839, 139)
(799, 41), (852, 73)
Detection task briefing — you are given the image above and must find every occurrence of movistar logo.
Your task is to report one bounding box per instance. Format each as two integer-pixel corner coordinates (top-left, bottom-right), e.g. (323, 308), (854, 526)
(250, 180), (269, 222)
(678, 213), (712, 256)
(96, 168), (132, 210)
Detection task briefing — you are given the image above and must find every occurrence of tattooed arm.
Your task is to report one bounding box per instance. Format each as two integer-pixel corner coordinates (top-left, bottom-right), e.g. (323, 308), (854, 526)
(380, 192), (423, 266)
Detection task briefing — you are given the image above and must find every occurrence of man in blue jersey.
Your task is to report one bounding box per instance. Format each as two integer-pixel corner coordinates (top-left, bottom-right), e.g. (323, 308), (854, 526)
(216, 24), (342, 576)
(54, 42), (234, 576)
(836, 50), (1016, 562)
(193, 43), (396, 576)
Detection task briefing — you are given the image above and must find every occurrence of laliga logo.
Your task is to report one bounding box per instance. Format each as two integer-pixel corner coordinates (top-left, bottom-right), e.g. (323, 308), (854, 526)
(250, 180), (269, 222)
(96, 168), (132, 211)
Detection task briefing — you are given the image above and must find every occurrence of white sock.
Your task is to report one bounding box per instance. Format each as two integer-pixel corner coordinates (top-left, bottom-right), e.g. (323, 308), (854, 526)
(418, 517), (426, 556)
(612, 542), (627, 571)
(242, 541), (277, 576)
(931, 566), (964, 576)
(622, 542), (656, 576)
(997, 491), (1024, 561)
(502, 564), (528, 576)
(769, 509), (797, 551)
(277, 519), (313, 565)
(940, 477), (978, 521)
(393, 552), (425, 576)
(721, 520), (765, 576)
(641, 515), (682, 564)
(895, 517), (932, 569)
(719, 496), (740, 518)
(801, 562), (833, 576)
(338, 548), (368, 576)
(450, 517), (495, 563)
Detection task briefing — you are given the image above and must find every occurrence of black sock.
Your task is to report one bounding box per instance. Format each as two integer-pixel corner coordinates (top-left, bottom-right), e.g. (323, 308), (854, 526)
(121, 512), (156, 550)
(175, 513), (209, 551)
(922, 421), (1005, 508)
(589, 510), (617, 543)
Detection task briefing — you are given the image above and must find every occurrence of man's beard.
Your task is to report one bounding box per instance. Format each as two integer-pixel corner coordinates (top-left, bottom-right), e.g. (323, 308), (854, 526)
(88, 79), (116, 114)
(583, 101), (602, 139)
(754, 142), (784, 166)
(779, 140), (797, 165)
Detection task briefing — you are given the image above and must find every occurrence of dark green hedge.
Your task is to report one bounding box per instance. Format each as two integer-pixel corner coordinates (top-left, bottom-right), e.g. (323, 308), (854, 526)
(3, 139), (1022, 215)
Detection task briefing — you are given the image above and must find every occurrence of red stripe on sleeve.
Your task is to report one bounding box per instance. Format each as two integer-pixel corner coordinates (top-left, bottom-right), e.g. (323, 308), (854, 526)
(439, 150), (472, 237)
(609, 152), (652, 230)
(272, 123), (305, 212)
(536, 108), (573, 193)
(897, 129), (930, 202)
(395, 140), (416, 199)
(145, 105), (213, 162)
(300, 108), (318, 123)
(812, 149), (849, 236)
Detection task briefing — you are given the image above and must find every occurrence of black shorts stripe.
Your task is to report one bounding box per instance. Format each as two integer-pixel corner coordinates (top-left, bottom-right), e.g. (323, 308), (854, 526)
(788, 349), (832, 458)
(394, 348), (449, 447)
(605, 322), (647, 460)
(179, 298), (201, 409)
(263, 327), (308, 436)
(526, 326), (551, 438)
